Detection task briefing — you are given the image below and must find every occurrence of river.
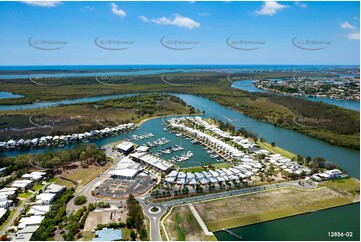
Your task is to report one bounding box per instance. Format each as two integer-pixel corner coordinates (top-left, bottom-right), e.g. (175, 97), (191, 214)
(0, 93), (359, 241)
(214, 203), (360, 241)
(231, 80), (360, 112)
(1, 93), (359, 178)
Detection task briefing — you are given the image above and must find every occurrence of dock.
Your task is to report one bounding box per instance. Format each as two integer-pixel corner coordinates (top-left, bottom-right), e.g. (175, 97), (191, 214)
(222, 229), (242, 240)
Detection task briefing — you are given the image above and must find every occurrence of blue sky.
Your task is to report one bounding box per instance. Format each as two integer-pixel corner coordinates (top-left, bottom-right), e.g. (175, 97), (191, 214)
(0, 1), (359, 65)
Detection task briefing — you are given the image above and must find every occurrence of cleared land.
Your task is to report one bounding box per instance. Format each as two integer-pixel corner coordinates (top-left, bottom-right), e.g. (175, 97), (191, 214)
(55, 163), (110, 190)
(194, 186), (357, 232)
(256, 140), (296, 160)
(163, 205), (217, 241)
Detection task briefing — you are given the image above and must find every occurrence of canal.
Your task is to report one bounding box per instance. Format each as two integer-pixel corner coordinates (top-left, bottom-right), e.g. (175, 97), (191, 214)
(1, 93), (359, 241)
(214, 203), (360, 241)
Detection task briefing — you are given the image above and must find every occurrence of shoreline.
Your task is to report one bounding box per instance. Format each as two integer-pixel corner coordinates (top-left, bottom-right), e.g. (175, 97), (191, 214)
(213, 201), (360, 233)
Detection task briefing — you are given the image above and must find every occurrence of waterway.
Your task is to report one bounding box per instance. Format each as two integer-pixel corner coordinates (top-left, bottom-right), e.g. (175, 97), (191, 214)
(2, 93), (359, 178)
(214, 203), (360, 241)
(231, 80), (360, 112)
(1, 92), (359, 241)
(0, 91), (23, 99)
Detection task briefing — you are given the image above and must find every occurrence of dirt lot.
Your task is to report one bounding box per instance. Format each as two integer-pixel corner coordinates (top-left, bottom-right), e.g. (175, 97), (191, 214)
(164, 205), (216, 241)
(83, 207), (126, 231)
(194, 187), (351, 231)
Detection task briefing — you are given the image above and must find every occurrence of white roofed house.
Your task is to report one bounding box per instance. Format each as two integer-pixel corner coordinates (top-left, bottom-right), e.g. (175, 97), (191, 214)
(6, 140), (16, 149)
(45, 183), (66, 195)
(35, 193), (56, 205)
(11, 180), (34, 191)
(18, 215), (45, 229)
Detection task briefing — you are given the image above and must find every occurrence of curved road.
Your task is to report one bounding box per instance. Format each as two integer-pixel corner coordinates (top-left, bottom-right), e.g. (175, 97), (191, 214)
(138, 179), (316, 241)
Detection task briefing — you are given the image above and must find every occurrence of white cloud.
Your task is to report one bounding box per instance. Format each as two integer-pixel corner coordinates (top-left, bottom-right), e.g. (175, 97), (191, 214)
(340, 21), (356, 30)
(149, 14), (200, 29)
(347, 31), (360, 40)
(20, 1), (62, 7)
(198, 12), (209, 16)
(81, 6), (95, 12)
(255, 1), (289, 16)
(138, 15), (149, 22)
(295, 1), (307, 8)
(110, 2), (126, 18)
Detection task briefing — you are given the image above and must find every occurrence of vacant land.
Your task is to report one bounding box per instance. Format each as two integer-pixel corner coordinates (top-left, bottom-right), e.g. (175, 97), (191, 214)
(163, 205), (217, 241)
(59, 163), (111, 190)
(319, 178), (360, 201)
(194, 186), (356, 231)
(256, 140), (296, 160)
(84, 208), (125, 231)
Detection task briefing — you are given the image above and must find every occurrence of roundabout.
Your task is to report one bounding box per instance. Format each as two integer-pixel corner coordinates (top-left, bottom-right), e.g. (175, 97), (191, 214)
(148, 206), (161, 214)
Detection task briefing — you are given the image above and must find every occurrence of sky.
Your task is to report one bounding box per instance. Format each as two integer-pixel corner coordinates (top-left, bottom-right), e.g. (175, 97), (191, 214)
(0, 1), (359, 65)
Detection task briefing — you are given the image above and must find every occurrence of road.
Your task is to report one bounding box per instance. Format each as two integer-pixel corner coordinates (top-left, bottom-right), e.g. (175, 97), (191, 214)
(67, 144), (125, 212)
(0, 183), (48, 235)
(137, 179), (316, 241)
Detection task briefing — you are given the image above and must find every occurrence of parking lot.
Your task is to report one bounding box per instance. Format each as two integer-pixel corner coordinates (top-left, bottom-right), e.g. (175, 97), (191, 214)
(94, 174), (155, 199)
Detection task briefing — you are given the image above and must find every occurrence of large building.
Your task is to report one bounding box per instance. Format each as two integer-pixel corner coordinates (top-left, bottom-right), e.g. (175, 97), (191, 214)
(130, 152), (173, 173)
(116, 141), (135, 155)
(109, 169), (139, 179)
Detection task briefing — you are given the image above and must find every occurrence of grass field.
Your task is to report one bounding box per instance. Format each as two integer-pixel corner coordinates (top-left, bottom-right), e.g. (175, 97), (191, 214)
(32, 184), (42, 191)
(59, 164), (110, 190)
(0, 209), (16, 231)
(18, 191), (32, 198)
(180, 163), (231, 173)
(122, 228), (134, 240)
(194, 186), (355, 231)
(54, 177), (75, 189)
(256, 140), (296, 160)
(163, 205), (218, 241)
(319, 178), (360, 201)
(81, 231), (95, 241)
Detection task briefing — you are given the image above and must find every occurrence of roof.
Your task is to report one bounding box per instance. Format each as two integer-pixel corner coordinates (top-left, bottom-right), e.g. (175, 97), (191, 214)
(17, 225), (40, 234)
(28, 205), (51, 216)
(109, 169), (138, 178)
(36, 193), (56, 202)
(12, 233), (33, 241)
(45, 184), (66, 193)
(18, 215), (45, 229)
(116, 141), (134, 151)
